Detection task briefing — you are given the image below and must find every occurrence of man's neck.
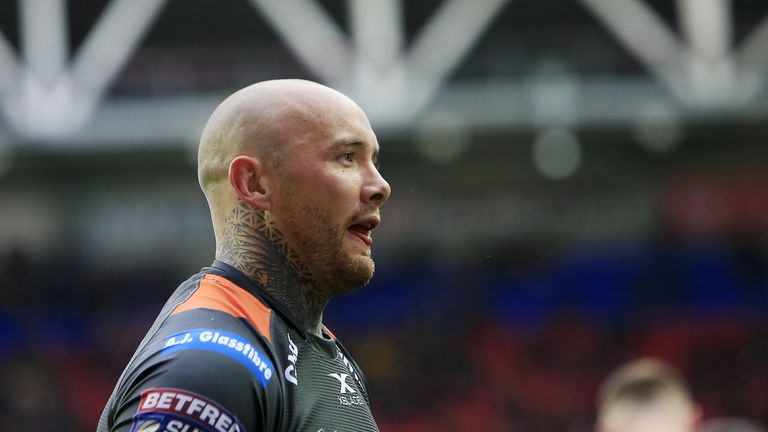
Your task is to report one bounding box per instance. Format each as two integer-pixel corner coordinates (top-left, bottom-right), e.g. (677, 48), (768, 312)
(215, 201), (329, 337)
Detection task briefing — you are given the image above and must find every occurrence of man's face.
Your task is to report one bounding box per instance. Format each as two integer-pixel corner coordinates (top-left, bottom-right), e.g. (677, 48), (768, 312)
(268, 99), (391, 293)
(600, 394), (698, 432)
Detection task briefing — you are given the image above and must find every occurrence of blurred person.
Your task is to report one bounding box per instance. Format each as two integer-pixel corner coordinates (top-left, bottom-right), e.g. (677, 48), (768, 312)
(699, 418), (766, 432)
(98, 79), (391, 431)
(596, 358), (701, 432)
(1, 355), (77, 431)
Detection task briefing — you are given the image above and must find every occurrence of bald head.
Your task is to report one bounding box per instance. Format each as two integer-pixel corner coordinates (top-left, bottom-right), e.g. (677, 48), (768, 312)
(197, 79), (390, 336)
(197, 78), (385, 261)
(598, 359), (699, 432)
(197, 79), (366, 198)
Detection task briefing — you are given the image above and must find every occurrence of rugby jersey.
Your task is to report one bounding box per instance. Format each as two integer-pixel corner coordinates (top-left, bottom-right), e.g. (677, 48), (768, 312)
(98, 260), (377, 432)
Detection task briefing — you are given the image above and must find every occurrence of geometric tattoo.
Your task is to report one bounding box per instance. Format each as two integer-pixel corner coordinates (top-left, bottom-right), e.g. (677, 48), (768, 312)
(216, 201), (328, 334)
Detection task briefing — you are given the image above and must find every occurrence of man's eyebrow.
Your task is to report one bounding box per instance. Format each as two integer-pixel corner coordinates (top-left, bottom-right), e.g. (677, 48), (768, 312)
(335, 138), (364, 148)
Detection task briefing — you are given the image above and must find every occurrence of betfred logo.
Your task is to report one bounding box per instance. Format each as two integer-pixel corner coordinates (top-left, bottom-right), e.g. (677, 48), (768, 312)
(131, 388), (244, 432)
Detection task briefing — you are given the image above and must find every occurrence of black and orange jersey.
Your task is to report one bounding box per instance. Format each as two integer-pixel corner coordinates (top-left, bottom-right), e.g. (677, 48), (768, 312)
(97, 261), (378, 432)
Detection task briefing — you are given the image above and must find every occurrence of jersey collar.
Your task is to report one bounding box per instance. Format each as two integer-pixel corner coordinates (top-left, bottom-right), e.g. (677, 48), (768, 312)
(207, 260), (311, 340)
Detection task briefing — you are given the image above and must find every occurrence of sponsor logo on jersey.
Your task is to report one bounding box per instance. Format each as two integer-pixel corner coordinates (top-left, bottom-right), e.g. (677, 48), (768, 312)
(130, 388), (244, 432)
(328, 373), (366, 406)
(337, 351), (364, 392)
(284, 333), (299, 385)
(331, 352), (368, 407)
(162, 329), (274, 388)
(337, 394), (366, 406)
(327, 373), (356, 394)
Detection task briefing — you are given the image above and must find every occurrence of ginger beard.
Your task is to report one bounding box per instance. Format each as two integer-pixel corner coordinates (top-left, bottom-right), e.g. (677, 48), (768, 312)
(270, 179), (376, 294)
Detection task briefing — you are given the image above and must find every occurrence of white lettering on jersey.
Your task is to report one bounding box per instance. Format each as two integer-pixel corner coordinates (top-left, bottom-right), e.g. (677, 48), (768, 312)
(338, 351), (364, 392)
(136, 388), (243, 432)
(284, 333), (299, 385)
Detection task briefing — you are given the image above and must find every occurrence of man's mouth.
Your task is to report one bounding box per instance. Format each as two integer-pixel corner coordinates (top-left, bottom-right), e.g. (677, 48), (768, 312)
(347, 216), (380, 247)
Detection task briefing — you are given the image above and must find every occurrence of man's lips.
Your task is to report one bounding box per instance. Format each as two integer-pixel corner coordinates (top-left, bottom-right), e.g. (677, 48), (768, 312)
(348, 226), (372, 246)
(347, 216), (380, 247)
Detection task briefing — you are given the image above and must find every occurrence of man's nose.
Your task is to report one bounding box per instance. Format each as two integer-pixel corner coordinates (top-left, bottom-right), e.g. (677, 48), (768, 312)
(362, 166), (391, 206)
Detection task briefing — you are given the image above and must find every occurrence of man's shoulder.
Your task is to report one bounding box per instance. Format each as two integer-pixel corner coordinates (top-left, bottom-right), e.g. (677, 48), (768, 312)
(141, 269), (283, 387)
(169, 271), (274, 342)
(118, 307), (282, 406)
(99, 269), (287, 432)
(104, 340), (282, 432)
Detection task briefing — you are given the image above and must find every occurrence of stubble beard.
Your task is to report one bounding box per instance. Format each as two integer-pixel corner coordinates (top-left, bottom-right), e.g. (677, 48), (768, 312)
(273, 196), (375, 296)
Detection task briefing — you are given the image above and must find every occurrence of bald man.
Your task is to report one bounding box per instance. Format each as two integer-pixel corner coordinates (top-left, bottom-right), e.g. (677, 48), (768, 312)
(98, 80), (391, 432)
(597, 358), (701, 432)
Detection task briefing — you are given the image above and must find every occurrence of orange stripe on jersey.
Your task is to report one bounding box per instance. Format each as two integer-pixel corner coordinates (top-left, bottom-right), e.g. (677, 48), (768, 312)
(323, 325), (337, 340)
(172, 273), (273, 343)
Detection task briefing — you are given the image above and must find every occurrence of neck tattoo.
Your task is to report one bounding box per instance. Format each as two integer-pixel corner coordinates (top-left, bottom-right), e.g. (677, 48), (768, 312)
(216, 201), (329, 337)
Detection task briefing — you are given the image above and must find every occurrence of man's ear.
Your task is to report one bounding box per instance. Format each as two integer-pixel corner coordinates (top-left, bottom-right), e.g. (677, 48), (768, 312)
(229, 155), (272, 210)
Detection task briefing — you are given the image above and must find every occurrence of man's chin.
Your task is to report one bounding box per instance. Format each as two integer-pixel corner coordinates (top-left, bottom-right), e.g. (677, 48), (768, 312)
(333, 255), (375, 293)
(344, 233), (373, 256)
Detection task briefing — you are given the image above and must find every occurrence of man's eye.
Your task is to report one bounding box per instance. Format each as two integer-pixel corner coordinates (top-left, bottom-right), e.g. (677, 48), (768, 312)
(342, 153), (354, 162)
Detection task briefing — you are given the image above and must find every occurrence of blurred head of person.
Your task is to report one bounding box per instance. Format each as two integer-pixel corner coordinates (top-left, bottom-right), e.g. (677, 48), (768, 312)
(699, 418), (767, 432)
(597, 358), (701, 432)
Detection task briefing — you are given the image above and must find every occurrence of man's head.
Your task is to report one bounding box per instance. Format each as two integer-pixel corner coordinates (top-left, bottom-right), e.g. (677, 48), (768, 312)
(597, 358), (700, 432)
(198, 79), (391, 293)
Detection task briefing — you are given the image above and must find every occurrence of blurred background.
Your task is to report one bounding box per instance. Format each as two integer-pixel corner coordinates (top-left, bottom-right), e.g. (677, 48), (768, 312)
(0, 0), (766, 430)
